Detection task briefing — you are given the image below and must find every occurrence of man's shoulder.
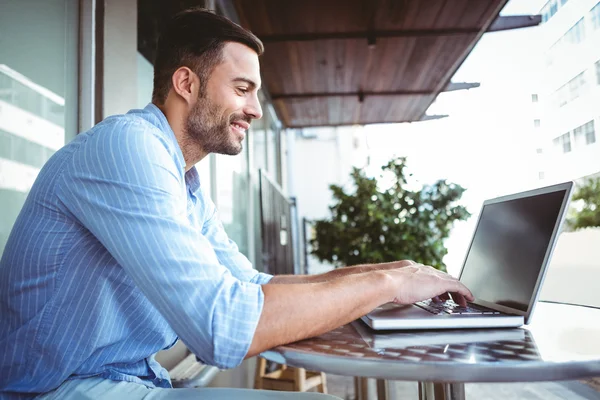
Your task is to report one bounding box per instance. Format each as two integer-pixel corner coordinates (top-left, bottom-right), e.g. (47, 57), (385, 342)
(87, 111), (177, 156)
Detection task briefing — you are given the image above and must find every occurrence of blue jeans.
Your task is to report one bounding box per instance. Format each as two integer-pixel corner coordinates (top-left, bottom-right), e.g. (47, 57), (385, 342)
(36, 377), (342, 399)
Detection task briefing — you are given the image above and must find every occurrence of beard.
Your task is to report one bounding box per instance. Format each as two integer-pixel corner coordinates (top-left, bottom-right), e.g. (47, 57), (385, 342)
(184, 95), (249, 156)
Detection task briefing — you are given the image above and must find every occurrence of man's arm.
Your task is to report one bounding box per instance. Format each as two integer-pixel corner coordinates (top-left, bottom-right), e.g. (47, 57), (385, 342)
(247, 264), (473, 357)
(268, 260), (416, 284)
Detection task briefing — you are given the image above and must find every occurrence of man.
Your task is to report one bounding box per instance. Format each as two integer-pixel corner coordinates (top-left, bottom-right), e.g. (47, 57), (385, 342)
(0, 8), (473, 399)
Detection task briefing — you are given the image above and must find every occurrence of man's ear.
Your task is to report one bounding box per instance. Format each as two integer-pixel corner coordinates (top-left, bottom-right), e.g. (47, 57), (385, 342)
(171, 67), (199, 105)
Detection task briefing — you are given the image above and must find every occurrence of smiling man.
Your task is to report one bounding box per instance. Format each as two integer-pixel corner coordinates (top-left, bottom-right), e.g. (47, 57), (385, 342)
(0, 8), (473, 400)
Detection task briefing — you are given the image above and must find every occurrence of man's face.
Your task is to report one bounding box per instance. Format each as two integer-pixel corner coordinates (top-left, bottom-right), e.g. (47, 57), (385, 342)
(186, 42), (263, 155)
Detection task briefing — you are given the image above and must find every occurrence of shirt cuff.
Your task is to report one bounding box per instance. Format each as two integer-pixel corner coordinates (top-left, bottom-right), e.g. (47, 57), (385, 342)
(250, 272), (274, 285)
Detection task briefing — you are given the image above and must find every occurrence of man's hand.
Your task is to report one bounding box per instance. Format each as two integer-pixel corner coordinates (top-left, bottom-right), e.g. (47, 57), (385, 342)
(383, 264), (474, 306)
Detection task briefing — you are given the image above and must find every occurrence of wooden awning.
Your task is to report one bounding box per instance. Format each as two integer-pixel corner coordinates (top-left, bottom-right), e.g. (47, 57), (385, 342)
(233, 0), (509, 128)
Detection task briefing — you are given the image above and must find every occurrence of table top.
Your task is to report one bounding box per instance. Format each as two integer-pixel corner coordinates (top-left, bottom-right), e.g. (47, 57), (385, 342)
(262, 302), (600, 382)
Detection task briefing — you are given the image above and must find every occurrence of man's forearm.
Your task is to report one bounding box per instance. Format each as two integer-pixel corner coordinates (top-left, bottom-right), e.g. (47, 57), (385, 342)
(246, 270), (393, 358)
(268, 260), (414, 284)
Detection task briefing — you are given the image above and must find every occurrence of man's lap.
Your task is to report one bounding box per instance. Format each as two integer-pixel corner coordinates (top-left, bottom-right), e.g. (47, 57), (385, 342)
(35, 377), (341, 399)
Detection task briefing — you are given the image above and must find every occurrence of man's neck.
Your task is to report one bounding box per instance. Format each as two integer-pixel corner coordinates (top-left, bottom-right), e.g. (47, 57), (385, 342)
(155, 102), (208, 171)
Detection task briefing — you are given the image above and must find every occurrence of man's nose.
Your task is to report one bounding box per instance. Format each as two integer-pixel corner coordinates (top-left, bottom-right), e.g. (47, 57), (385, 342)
(244, 94), (263, 120)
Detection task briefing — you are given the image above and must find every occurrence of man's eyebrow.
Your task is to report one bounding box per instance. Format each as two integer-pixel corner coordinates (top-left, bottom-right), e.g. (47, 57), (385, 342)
(232, 77), (260, 90)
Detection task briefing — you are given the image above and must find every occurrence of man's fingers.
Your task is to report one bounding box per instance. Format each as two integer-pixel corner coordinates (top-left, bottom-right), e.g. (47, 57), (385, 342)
(438, 292), (451, 302)
(450, 292), (467, 307)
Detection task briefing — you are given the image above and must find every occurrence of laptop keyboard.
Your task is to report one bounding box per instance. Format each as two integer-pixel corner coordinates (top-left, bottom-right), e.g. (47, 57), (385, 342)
(415, 299), (501, 315)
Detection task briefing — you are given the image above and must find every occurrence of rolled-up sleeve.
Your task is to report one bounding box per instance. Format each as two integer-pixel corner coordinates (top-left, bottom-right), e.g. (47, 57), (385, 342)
(56, 120), (263, 368)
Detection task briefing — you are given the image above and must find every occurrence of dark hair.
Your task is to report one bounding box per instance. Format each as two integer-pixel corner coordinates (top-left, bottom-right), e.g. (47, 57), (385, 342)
(151, 8), (264, 104)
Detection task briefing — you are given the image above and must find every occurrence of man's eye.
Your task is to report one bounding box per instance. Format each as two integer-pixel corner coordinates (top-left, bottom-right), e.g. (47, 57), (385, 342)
(237, 87), (249, 94)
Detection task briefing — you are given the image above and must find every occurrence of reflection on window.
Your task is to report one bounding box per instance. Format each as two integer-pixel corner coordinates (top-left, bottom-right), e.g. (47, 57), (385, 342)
(553, 132), (571, 153)
(554, 71), (586, 107)
(547, 18), (586, 63)
(541, 0), (569, 23)
(573, 121), (596, 147)
(0, 0), (76, 254)
(216, 151), (249, 256)
(266, 121), (280, 184)
(592, 1), (600, 30)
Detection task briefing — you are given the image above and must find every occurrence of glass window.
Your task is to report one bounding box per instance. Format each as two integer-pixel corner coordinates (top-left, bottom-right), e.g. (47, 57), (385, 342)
(596, 60), (600, 85)
(555, 71), (586, 106)
(534, 119), (541, 128)
(592, 1), (600, 30)
(550, 0), (558, 17)
(573, 126), (584, 147)
(584, 121), (596, 145)
(555, 132), (572, 153)
(266, 120), (280, 184)
(215, 148), (250, 256)
(566, 19), (585, 44)
(0, 0), (78, 254)
(531, 94), (539, 103)
(573, 121), (596, 147)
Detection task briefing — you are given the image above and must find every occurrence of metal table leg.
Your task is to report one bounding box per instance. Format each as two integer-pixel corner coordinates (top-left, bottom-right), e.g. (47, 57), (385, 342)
(419, 382), (465, 400)
(376, 379), (388, 400)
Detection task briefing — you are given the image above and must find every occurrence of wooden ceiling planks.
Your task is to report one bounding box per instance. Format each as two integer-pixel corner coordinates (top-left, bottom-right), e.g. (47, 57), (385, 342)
(234, 0), (507, 128)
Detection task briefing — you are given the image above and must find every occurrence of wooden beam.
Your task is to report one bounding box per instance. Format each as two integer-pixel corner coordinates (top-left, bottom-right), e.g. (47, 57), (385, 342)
(271, 91), (435, 100)
(487, 15), (542, 32)
(420, 114), (449, 122)
(271, 83), (480, 100)
(259, 28), (482, 43)
(445, 82), (480, 91)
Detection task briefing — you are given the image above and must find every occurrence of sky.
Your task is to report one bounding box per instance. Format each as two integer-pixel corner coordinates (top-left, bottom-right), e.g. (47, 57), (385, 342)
(362, 0), (549, 275)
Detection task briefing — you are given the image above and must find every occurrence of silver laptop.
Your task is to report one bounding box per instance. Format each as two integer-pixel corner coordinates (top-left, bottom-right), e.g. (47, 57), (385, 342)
(361, 181), (573, 330)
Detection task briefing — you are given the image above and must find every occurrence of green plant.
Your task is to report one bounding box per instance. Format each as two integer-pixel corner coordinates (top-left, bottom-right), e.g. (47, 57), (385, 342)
(568, 177), (600, 230)
(309, 157), (470, 272)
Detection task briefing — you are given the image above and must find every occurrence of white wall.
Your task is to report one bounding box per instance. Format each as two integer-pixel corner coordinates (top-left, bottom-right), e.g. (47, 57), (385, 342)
(291, 126), (369, 273)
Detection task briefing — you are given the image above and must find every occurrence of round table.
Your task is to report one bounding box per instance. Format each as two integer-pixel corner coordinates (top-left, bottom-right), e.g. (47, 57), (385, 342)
(261, 302), (600, 400)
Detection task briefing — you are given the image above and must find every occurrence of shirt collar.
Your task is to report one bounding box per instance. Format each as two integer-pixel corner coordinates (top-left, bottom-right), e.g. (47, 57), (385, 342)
(143, 103), (201, 195)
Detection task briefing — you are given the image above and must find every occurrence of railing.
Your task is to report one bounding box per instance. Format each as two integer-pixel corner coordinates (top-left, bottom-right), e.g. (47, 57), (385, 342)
(259, 170), (295, 275)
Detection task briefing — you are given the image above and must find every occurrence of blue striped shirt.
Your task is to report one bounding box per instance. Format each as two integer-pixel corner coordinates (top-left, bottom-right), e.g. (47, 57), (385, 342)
(0, 104), (272, 398)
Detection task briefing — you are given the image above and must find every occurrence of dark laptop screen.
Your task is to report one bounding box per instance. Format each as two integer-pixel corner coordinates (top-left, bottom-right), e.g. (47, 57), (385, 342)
(459, 190), (566, 312)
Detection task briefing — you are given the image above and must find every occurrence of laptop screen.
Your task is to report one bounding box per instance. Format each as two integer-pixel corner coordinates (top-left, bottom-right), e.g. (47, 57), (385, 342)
(459, 189), (567, 312)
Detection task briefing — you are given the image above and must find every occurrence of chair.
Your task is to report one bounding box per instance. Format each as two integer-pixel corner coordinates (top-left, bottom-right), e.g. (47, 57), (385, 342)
(254, 357), (327, 393)
(169, 353), (220, 388)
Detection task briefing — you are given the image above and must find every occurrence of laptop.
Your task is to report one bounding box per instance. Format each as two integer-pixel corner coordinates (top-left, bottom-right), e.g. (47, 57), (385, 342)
(361, 181), (573, 330)
(351, 319), (527, 349)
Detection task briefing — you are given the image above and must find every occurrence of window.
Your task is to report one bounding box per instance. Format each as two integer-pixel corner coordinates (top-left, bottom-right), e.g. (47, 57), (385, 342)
(555, 71), (587, 106)
(563, 133), (572, 152)
(584, 121), (596, 145)
(592, 1), (600, 30)
(541, 0), (564, 23)
(566, 19), (585, 44)
(554, 132), (571, 153)
(534, 119), (541, 128)
(596, 60), (600, 85)
(0, 0), (79, 254)
(550, 0), (558, 16)
(531, 94), (539, 103)
(573, 121), (595, 147)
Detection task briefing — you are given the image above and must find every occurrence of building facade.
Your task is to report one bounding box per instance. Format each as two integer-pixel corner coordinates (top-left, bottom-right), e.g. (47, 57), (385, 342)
(536, 0), (600, 183)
